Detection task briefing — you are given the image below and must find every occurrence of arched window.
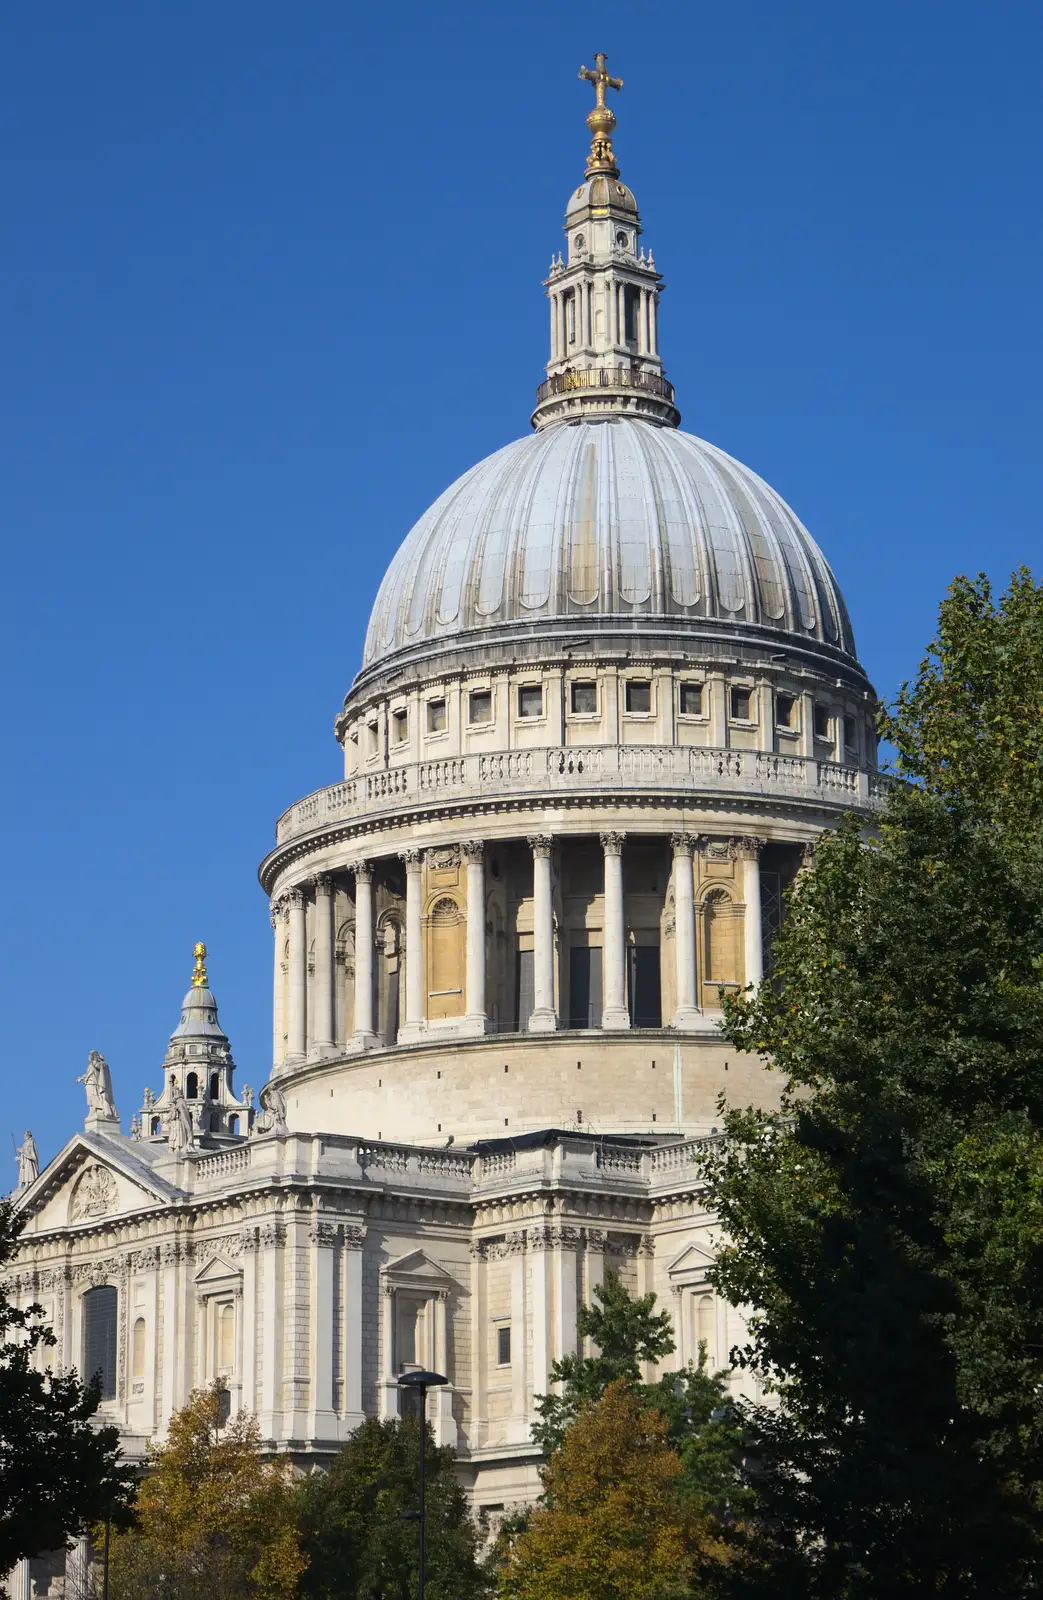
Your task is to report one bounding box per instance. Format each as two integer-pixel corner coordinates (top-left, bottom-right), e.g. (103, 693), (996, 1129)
(186, 1072), (198, 1100)
(218, 1303), (235, 1371)
(696, 1293), (716, 1368)
(132, 1317), (146, 1380)
(150, 1117), (161, 1136)
(209, 1073), (219, 1099)
(702, 889), (739, 987)
(83, 1285), (118, 1400)
(229, 1114), (239, 1136)
(428, 898), (463, 1021)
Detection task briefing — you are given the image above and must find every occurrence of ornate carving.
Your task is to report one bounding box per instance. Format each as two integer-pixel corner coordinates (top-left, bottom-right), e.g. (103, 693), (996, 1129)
(527, 834), (553, 859)
(401, 848), (422, 868)
(460, 839), (485, 864)
(258, 1222), (286, 1248)
(128, 1247), (161, 1272)
(428, 846), (460, 869)
(669, 832), (695, 856)
(696, 836), (736, 862)
(309, 1222), (338, 1247)
(481, 1231), (528, 1260)
(314, 873), (335, 896)
(269, 895), (289, 929)
(349, 859), (373, 884)
(69, 1164), (118, 1222)
(599, 831), (626, 855)
(284, 887), (306, 910)
(733, 836), (765, 861)
(343, 1225), (366, 1251)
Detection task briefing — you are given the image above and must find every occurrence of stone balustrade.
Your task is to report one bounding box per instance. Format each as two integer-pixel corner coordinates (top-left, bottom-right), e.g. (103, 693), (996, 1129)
(274, 744), (887, 848)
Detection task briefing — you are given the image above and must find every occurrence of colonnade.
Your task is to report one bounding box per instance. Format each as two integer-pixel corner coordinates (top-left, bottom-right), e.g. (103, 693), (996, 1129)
(269, 831), (769, 1068)
(549, 279), (659, 361)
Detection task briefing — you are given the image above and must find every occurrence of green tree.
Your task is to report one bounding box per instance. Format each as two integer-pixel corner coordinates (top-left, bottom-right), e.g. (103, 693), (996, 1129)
(296, 1413), (488, 1600)
(702, 571), (1043, 1596)
(0, 1201), (132, 1573)
(107, 1383), (304, 1600)
(501, 1381), (730, 1600)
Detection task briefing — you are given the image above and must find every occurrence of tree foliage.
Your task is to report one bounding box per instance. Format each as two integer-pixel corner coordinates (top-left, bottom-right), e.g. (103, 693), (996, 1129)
(501, 1381), (729, 1600)
(702, 570), (1043, 1597)
(296, 1414), (488, 1600)
(107, 1384), (304, 1600)
(0, 1200), (131, 1572)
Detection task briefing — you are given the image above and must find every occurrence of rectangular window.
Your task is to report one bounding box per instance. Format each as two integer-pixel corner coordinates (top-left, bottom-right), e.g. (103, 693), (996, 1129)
(392, 709), (408, 743)
(426, 699), (447, 734)
(517, 684), (543, 719)
(814, 704), (831, 740)
(469, 690), (493, 725)
(730, 687), (752, 721)
(679, 681), (703, 716)
(566, 291), (576, 345)
(570, 680), (597, 715)
(776, 694), (796, 729)
(569, 944), (603, 1029)
(625, 680), (651, 714)
(514, 948), (535, 1031)
(83, 1284), (118, 1401)
(627, 944), (662, 1027)
(366, 722), (379, 755)
(497, 1326), (512, 1366)
(843, 714), (857, 749)
(624, 284), (640, 344)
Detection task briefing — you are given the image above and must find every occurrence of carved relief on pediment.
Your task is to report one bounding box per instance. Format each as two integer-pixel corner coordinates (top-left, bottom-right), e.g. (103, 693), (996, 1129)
(69, 1164), (118, 1222)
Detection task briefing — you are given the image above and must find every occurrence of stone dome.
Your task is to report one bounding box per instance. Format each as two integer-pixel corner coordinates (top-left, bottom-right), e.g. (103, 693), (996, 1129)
(362, 417), (857, 672)
(566, 174), (638, 217)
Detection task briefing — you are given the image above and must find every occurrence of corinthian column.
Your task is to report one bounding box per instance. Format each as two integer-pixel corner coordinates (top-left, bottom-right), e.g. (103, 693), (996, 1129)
(600, 832), (630, 1029)
(670, 834), (699, 1028)
(399, 849), (426, 1042)
(285, 888), (307, 1065)
(736, 837), (765, 989)
(462, 841), (488, 1035)
(310, 875), (336, 1057)
(270, 896), (288, 1068)
(528, 835), (557, 1032)
(350, 862), (378, 1049)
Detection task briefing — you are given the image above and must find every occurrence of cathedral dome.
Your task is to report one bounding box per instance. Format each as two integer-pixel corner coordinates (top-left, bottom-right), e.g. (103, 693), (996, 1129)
(361, 417), (857, 673)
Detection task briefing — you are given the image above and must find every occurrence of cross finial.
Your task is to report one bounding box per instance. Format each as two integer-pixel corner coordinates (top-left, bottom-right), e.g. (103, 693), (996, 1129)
(578, 52), (623, 176)
(191, 941), (208, 987)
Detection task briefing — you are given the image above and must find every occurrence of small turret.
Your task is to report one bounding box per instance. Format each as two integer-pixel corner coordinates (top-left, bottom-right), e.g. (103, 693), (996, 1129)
(140, 944), (252, 1146)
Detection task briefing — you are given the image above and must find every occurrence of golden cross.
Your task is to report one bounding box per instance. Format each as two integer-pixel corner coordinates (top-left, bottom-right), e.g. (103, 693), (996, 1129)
(579, 53), (623, 109)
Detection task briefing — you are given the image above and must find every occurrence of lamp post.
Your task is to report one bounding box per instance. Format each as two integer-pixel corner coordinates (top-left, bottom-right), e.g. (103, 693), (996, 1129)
(398, 1368), (448, 1600)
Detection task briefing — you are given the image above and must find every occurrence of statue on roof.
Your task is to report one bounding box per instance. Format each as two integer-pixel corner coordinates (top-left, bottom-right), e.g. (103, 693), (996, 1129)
(15, 1131), (38, 1191)
(167, 1082), (194, 1156)
(77, 1050), (118, 1121)
(253, 1081), (287, 1137)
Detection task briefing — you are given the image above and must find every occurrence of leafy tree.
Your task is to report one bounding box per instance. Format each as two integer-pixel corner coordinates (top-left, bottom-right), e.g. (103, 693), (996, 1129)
(0, 1200), (132, 1573)
(107, 1383), (304, 1600)
(702, 571), (1043, 1596)
(296, 1413), (488, 1600)
(501, 1380), (730, 1600)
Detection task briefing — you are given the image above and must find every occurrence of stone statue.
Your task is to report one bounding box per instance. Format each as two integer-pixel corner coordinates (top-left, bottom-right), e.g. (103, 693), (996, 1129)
(15, 1131), (38, 1191)
(167, 1082), (194, 1156)
(77, 1050), (118, 1121)
(241, 1084), (253, 1108)
(253, 1081), (288, 1137)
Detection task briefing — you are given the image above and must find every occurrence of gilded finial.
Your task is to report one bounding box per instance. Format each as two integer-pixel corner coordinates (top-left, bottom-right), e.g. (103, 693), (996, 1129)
(191, 942), (208, 988)
(579, 52), (623, 177)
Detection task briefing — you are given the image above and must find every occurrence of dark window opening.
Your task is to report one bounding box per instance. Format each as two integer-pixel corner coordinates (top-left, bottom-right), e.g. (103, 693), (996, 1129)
(730, 688), (752, 721)
(209, 1073), (219, 1099)
(186, 1072), (198, 1099)
(571, 680), (597, 715)
(624, 284), (641, 343)
(814, 704), (831, 740)
(518, 685), (543, 719)
(229, 1115), (240, 1136)
(392, 709), (408, 743)
(83, 1285), (118, 1400)
(625, 680), (651, 714)
(427, 699), (446, 733)
(843, 714), (857, 748)
(679, 682), (702, 715)
(776, 694), (796, 729)
(150, 1117), (160, 1136)
(628, 945), (662, 1028)
(217, 1387), (232, 1426)
(497, 1326), (511, 1365)
(469, 690), (492, 725)
(514, 949), (534, 1032)
(569, 945), (603, 1029)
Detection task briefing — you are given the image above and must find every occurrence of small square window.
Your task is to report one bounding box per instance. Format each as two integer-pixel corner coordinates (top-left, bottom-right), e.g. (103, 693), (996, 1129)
(625, 680), (651, 714)
(427, 699), (446, 734)
(518, 684), (543, 719)
(497, 1326), (511, 1366)
(843, 714), (857, 749)
(679, 682), (703, 716)
(392, 709), (408, 743)
(776, 694), (796, 729)
(366, 722), (379, 754)
(571, 680), (597, 715)
(469, 690), (492, 725)
(814, 704), (831, 740)
(730, 687), (752, 721)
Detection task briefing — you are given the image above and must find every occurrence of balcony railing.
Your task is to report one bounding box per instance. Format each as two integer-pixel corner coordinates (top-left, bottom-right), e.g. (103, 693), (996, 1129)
(271, 744), (887, 849)
(535, 365), (676, 405)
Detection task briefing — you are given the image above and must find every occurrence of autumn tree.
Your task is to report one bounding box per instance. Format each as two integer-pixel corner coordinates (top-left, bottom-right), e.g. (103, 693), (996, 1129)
(702, 570), (1043, 1597)
(0, 1200), (132, 1573)
(502, 1381), (728, 1600)
(107, 1383), (304, 1600)
(296, 1413), (488, 1600)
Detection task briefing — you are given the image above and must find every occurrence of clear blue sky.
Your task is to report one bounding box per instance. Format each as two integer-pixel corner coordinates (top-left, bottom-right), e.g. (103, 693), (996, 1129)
(3, 1), (1041, 1169)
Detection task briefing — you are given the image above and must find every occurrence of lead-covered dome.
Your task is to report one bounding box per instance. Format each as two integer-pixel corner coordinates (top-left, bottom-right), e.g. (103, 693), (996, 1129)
(362, 418), (857, 671)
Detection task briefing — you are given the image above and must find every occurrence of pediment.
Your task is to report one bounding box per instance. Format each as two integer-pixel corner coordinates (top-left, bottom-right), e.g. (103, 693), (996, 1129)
(194, 1254), (242, 1296)
(666, 1239), (716, 1281)
(382, 1248), (456, 1291)
(15, 1133), (179, 1236)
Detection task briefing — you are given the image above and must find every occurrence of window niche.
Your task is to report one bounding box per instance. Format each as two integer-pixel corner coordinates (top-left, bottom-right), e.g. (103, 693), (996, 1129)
(678, 681), (703, 716)
(468, 689), (493, 725)
(426, 698), (447, 734)
(83, 1284), (118, 1401)
(517, 684), (543, 719)
(570, 680), (597, 715)
(624, 680), (651, 715)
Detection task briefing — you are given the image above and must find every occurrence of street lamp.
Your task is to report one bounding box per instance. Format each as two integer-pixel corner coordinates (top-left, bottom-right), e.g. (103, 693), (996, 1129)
(398, 1368), (448, 1600)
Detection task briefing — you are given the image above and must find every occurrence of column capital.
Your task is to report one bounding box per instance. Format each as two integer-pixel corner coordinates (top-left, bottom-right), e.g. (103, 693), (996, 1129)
(733, 835), (765, 861)
(268, 895), (289, 929)
(461, 839), (485, 864)
(284, 887), (307, 910)
(314, 872), (335, 897)
(801, 840), (816, 870)
(401, 848), (423, 869)
(669, 831), (696, 856)
(349, 859), (374, 884)
(599, 830), (626, 855)
(527, 834), (553, 860)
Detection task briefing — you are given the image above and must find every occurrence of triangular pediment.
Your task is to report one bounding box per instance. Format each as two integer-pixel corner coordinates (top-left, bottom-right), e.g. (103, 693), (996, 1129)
(14, 1132), (181, 1237)
(382, 1248), (456, 1289)
(667, 1240), (716, 1280)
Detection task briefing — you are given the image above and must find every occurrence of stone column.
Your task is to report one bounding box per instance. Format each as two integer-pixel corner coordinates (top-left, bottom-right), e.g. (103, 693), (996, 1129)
(736, 837), (765, 989)
(285, 888), (307, 1065)
(270, 896), (288, 1068)
(528, 835), (557, 1032)
(600, 831), (630, 1029)
(351, 862), (378, 1049)
(311, 875), (335, 1057)
(308, 1219), (337, 1440)
(379, 1282), (398, 1419)
(670, 833), (700, 1027)
(462, 840), (488, 1035)
(399, 849), (426, 1042)
(649, 291), (658, 355)
(343, 1227), (365, 1427)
